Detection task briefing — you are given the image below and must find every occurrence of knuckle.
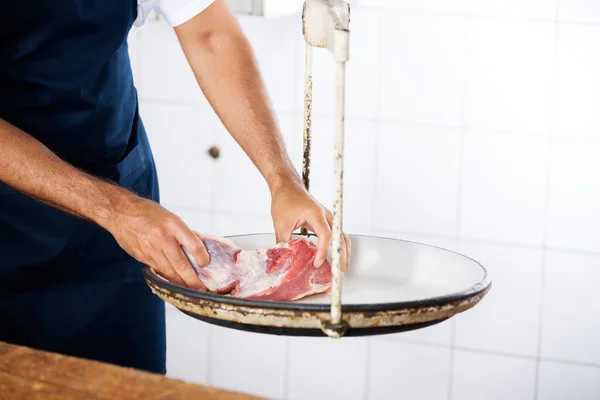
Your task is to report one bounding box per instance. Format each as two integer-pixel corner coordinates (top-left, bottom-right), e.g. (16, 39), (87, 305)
(131, 250), (146, 263)
(139, 237), (154, 251)
(148, 225), (166, 241)
(173, 258), (191, 272)
(186, 242), (203, 254)
(166, 215), (183, 230)
(160, 268), (177, 281)
(313, 204), (326, 215)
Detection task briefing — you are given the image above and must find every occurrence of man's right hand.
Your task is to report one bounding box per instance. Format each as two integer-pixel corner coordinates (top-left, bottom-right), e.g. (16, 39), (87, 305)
(0, 117), (208, 290)
(102, 194), (209, 290)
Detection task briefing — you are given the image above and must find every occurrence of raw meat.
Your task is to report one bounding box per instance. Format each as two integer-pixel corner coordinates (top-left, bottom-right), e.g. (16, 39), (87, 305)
(183, 236), (333, 301)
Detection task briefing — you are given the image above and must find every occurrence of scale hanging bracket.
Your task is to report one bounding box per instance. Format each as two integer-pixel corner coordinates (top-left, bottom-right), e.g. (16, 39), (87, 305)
(300, 0), (350, 338)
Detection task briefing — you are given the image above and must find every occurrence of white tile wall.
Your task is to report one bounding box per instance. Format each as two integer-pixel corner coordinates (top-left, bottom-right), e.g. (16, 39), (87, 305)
(455, 241), (542, 356)
(131, 0), (600, 398)
(209, 327), (287, 398)
(290, 116), (376, 229)
(211, 128), (272, 216)
(464, 19), (554, 134)
(558, 0), (600, 23)
(140, 102), (216, 211)
(136, 20), (205, 103)
(470, 0), (557, 20)
(374, 123), (461, 237)
(212, 213), (274, 237)
(212, 110), (296, 216)
(238, 14), (300, 113)
(287, 337), (369, 400)
(380, 13), (466, 125)
(295, 8), (380, 119)
(344, 9), (381, 120)
(379, 0), (468, 14)
(546, 138), (600, 253)
(369, 340), (451, 400)
(538, 361), (600, 400)
(165, 305), (210, 384)
(555, 24), (600, 139)
(381, 232), (458, 252)
(460, 131), (548, 246)
(169, 209), (212, 233)
(541, 250), (600, 365)
(451, 351), (537, 400)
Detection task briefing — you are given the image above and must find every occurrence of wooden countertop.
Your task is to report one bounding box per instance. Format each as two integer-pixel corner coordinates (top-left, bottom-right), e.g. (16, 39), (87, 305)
(0, 341), (264, 400)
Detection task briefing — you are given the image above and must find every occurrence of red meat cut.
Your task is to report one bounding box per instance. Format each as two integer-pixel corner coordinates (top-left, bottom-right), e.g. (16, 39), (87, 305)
(183, 236), (333, 301)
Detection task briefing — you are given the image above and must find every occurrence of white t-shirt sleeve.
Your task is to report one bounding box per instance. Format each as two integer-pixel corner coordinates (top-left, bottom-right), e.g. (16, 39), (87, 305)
(135, 0), (215, 28)
(155, 0), (216, 26)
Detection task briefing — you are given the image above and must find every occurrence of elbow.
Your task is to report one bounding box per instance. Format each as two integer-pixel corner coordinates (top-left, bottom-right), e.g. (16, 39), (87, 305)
(192, 28), (250, 57)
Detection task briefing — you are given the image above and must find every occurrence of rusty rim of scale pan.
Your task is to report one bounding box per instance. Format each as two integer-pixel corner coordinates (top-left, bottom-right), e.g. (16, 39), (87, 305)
(143, 2), (491, 337)
(143, 233), (492, 337)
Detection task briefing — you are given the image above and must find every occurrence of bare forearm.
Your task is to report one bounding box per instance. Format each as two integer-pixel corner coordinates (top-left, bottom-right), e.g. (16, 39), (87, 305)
(0, 118), (131, 228)
(0, 118), (209, 287)
(176, 4), (301, 191)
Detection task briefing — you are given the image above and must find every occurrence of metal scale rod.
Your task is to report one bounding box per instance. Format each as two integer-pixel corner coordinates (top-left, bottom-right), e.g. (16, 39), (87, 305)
(301, 0), (350, 337)
(300, 43), (313, 237)
(330, 59), (345, 327)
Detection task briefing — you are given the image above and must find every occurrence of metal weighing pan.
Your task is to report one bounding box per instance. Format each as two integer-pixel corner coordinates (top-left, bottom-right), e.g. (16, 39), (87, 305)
(144, 233), (491, 337)
(144, 1), (491, 338)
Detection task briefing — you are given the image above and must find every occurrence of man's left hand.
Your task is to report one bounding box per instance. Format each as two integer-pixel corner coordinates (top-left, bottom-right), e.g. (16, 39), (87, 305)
(270, 179), (351, 271)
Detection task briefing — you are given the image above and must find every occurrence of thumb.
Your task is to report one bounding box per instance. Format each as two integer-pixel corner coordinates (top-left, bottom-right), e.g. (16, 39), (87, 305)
(305, 215), (332, 268)
(275, 222), (294, 244)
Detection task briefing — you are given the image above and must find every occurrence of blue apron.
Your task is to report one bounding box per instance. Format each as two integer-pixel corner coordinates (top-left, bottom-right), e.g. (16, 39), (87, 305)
(0, 1), (166, 373)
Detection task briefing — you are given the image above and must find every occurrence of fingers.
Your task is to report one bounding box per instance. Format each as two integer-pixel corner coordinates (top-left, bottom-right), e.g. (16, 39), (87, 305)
(154, 217), (209, 290)
(176, 227), (210, 268)
(275, 222), (294, 245)
(149, 250), (187, 287)
(306, 210), (332, 267)
(163, 244), (206, 291)
(342, 233), (351, 272)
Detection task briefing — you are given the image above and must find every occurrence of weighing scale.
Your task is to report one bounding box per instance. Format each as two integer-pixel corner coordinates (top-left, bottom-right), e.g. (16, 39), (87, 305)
(144, 0), (491, 338)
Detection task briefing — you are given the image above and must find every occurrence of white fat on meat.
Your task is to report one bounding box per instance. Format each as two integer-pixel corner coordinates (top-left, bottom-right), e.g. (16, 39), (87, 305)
(182, 236), (333, 301)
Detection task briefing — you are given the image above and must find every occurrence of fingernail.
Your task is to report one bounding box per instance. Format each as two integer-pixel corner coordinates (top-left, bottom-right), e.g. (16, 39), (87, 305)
(315, 259), (324, 268)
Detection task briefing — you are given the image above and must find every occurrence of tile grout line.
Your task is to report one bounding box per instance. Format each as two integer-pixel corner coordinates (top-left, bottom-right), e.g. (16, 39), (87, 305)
(363, 339), (371, 400)
(455, 4), (471, 253)
(371, 226), (600, 257)
(209, 101), (219, 233)
(534, 2), (561, 397)
(354, 6), (600, 26)
(138, 96), (600, 144)
(456, 9), (471, 248)
(364, 8), (384, 400)
(281, 26), (303, 400)
(558, 18), (600, 27)
(368, 6), (385, 236)
(283, 338), (291, 400)
(446, 335), (456, 400)
(534, 251), (547, 399)
(206, 326), (213, 385)
(385, 336), (600, 370)
(448, 11), (470, 399)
